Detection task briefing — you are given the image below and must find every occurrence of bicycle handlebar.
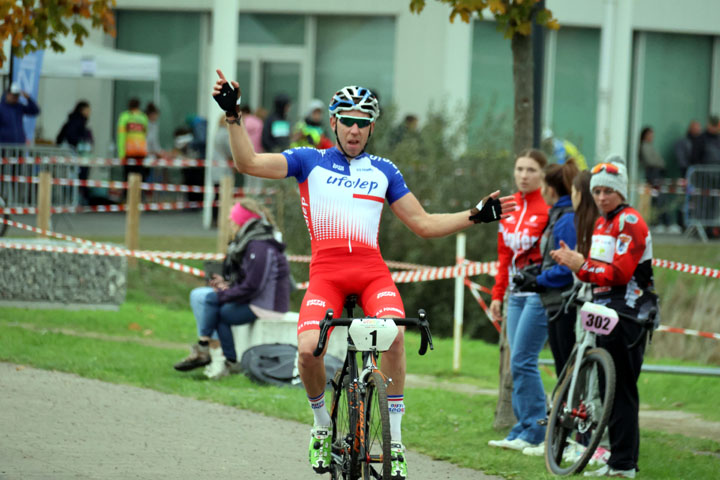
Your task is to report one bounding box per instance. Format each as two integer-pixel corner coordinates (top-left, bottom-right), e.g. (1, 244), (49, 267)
(312, 309), (434, 357)
(559, 284), (658, 330)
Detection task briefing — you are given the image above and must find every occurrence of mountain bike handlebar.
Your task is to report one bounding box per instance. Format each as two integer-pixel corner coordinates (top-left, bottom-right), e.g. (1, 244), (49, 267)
(557, 283), (658, 348)
(312, 309), (434, 357)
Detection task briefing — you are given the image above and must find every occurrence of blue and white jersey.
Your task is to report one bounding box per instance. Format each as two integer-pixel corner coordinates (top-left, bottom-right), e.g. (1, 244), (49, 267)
(283, 146), (410, 252)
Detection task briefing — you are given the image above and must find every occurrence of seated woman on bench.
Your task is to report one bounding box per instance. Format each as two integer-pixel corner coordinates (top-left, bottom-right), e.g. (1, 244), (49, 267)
(174, 198), (291, 378)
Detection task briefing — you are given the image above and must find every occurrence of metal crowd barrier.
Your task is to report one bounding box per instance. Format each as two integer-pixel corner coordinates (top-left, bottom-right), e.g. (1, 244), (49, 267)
(684, 165), (720, 242)
(0, 143), (79, 210)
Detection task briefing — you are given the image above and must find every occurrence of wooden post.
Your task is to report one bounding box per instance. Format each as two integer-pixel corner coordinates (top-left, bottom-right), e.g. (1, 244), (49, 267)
(125, 173), (142, 266)
(493, 319), (517, 430)
(37, 171), (52, 237)
(217, 174), (235, 253)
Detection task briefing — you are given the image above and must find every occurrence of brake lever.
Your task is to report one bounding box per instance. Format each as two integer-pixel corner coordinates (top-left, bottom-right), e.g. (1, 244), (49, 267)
(312, 309), (334, 357)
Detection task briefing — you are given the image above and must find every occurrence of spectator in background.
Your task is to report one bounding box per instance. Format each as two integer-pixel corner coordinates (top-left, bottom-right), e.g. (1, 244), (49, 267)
(639, 126), (677, 233)
(691, 115), (720, 165)
(674, 120), (701, 178)
(240, 105), (264, 154)
(117, 98), (149, 181)
(541, 128), (588, 170)
(290, 99), (333, 149)
(0, 82), (40, 144)
(261, 93), (291, 152)
(211, 114), (233, 224)
(239, 105), (267, 194)
(488, 149), (550, 452)
(390, 114), (420, 148)
(145, 102), (164, 157)
(57, 100), (93, 204)
(174, 198), (291, 379)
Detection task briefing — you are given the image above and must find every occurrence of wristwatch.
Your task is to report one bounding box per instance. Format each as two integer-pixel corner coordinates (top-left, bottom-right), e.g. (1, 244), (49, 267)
(225, 115), (242, 125)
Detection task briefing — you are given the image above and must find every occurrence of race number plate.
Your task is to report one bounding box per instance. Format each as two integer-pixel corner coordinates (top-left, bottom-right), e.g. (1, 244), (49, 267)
(348, 318), (399, 352)
(579, 302), (619, 336)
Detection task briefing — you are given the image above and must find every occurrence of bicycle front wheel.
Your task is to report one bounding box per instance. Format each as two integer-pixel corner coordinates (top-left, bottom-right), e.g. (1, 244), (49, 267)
(330, 367), (359, 480)
(361, 371), (391, 480)
(545, 348), (616, 476)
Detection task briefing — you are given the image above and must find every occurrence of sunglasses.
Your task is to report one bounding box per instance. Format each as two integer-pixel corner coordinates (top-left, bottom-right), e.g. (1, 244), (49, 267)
(591, 162), (620, 175)
(336, 114), (373, 129)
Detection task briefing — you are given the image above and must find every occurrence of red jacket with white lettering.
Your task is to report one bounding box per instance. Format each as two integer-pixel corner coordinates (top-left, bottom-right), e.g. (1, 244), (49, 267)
(576, 204), (654, 312)
(492, 188), (549, 301)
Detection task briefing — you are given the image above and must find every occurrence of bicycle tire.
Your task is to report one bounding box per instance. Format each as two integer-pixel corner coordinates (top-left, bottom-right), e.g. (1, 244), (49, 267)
(330, 366), (359, 480)
(0, 195), (8, 237)
(545, 348), (616, 476)
(361, 371), (391, 480)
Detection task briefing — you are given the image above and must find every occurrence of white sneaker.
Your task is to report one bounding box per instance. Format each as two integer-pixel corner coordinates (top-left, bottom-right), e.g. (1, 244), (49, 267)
(205, 360), (229, 379)
(488, 438), (536, 451)
(668, 224), (682, 234)
(583, 464), (636, 478)
(522, 442), (545, 456)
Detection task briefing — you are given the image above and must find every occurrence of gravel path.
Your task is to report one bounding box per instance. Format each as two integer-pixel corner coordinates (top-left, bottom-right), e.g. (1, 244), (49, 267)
(0, 362), (499, 480)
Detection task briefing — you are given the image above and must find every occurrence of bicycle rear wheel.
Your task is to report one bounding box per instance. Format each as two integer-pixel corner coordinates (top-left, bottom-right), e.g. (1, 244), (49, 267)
(545, 348), (616, 476)
(361, 371), (391, 480)
(330, 367), (359, 479)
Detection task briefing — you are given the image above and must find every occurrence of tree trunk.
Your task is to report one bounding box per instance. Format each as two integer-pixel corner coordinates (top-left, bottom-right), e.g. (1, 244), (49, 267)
(493, 32), (535, 431)
(493, 301), (516, 430)
(511, 33), (534, 156)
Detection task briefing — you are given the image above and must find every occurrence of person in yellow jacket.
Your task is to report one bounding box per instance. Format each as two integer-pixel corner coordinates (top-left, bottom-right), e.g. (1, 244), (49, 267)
(542, 128), (588, 171)
(117, 98), (149, 182)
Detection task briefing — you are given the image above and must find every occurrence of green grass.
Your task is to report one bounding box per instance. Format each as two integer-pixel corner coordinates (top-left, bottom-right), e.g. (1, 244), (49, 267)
(2, 239), (720, 477)
(1, 324), (718, 480)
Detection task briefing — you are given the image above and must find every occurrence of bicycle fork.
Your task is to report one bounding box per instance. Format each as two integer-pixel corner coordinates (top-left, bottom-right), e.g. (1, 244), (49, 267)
(564, 332), (596, 421)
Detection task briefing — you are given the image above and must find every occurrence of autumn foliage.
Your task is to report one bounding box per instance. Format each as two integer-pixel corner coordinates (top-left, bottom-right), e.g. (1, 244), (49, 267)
(0, 0), (116, 67)
(409, 0), (558, 37)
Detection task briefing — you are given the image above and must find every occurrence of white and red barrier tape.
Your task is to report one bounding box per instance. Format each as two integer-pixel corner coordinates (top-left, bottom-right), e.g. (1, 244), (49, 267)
(0, 201), (217, 215)
(1, 156), (232, 168)
(3, 218), (720, 341)
(1, 174), (277, 195)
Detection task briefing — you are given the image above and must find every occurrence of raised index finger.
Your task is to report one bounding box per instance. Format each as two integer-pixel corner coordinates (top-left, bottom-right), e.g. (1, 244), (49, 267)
(216, 69), (227, 83)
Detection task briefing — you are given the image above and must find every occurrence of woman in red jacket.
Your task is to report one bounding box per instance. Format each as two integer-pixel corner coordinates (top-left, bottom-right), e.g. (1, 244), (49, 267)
(552, 155), (655, 479)
(488, 149), (550, 451)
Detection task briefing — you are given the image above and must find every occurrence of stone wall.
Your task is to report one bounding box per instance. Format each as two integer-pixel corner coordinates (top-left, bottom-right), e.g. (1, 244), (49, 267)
(0, 240), (127, 309)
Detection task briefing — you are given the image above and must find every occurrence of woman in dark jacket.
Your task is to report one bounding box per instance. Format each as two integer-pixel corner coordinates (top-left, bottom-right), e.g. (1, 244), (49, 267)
(174, 198), (291, 378)
(56, 101), (93, 148)
(514, 159), (580, 377)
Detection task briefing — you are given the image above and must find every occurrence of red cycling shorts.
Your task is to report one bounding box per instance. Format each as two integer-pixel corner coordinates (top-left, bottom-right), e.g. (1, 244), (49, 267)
(297, 247), (405, 335)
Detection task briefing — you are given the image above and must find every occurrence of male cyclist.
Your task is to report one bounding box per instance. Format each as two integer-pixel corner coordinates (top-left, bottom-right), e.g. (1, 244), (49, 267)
(212, 69), (515, 479)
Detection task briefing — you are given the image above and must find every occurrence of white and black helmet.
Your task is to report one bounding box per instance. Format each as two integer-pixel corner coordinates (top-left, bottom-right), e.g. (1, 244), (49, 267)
(328, 86), (380, 121)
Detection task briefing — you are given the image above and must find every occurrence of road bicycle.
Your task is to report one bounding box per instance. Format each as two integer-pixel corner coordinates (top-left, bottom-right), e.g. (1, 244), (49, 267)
(544, 283), (657, 475)
(313, 294), (433, 480)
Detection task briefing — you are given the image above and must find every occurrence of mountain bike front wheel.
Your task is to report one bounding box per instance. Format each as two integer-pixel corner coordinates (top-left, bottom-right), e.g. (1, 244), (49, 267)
(545, 348), (616, 476)
(361, 371), (391, 480)
(330, 367), (360, 480)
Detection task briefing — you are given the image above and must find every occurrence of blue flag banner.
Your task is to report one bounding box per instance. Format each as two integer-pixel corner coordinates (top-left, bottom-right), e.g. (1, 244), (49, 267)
(12, 49), (44, 143)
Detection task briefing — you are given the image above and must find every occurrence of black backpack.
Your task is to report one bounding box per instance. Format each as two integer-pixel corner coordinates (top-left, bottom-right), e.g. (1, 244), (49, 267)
(240, 343), (344, 388)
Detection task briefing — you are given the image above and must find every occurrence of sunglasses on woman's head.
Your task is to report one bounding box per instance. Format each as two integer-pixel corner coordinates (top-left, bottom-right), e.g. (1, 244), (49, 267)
(591, 163), (620, 175)
(336, 114), (373, 129)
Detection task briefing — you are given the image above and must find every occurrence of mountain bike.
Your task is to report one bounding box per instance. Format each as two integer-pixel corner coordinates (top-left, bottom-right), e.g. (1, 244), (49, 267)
(544, 283), (657, 476)
(313, 295), (433, 480)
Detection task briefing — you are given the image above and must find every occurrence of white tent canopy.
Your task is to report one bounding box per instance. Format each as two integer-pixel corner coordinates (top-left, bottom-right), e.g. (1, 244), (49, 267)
(1, 42), (160, 81)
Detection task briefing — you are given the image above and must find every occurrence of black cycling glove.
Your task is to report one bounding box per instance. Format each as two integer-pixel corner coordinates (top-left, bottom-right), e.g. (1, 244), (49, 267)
(213, 82), (241, 117)
(469, 195), (503, 224)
